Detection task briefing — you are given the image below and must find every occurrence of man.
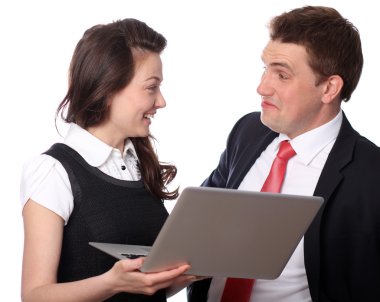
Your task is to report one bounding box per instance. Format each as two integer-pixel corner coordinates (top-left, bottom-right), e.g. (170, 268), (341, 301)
(188, 6), (380, 302)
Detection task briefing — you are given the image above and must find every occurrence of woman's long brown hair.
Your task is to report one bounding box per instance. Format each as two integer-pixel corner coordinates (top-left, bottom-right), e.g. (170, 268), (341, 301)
(56, 18), (178, 200)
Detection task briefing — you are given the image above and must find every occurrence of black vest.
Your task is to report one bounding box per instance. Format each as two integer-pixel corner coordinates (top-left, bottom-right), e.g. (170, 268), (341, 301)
(45, 143), (169, 302)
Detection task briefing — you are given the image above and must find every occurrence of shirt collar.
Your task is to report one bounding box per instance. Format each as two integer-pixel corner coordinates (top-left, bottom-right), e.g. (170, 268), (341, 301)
(64, 123), (138, 167)
(123, 139), (138, 159)
(278, 110), (343, 166)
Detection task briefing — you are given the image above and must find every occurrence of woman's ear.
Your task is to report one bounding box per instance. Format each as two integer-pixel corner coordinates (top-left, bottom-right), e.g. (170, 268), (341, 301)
(322, 75), (344, 104)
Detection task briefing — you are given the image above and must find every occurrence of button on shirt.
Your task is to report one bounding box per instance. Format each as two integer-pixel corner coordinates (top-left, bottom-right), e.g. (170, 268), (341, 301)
(207, 111), (343, 302)
(20, 123), (140, 225)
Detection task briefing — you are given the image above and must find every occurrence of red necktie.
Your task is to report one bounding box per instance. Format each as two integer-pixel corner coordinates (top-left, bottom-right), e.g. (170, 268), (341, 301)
(220, 140), (296, 302)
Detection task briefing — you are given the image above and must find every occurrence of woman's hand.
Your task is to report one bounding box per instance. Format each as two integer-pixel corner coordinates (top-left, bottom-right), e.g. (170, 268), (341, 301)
(103, 257), (193, 296)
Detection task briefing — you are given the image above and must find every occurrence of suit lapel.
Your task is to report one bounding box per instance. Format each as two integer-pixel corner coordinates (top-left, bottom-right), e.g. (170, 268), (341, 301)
(227, 130), (278, 189)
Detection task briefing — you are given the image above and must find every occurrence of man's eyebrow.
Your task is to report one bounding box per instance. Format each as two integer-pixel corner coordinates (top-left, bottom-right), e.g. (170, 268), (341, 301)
(267, 61), (295, 75)
(261, 55), (293, 71)
(268, 62), (292, 70)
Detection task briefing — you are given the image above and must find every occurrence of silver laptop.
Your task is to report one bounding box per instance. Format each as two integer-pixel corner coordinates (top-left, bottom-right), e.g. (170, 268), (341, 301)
(89, 186), (323, 279)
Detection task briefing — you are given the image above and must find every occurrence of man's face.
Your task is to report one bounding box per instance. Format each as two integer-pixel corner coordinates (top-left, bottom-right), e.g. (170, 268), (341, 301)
(257, 40), (329, 138)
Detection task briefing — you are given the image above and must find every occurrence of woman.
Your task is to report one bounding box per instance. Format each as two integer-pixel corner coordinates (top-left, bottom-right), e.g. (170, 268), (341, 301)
(21, 18), (192, 302)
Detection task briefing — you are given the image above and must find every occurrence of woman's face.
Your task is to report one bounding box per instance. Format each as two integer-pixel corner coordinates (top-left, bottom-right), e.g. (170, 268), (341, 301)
(97, 51), (166, 148)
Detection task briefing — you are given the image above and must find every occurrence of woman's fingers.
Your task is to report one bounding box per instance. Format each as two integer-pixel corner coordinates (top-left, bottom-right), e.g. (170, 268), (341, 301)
(107, 260), (192, 295)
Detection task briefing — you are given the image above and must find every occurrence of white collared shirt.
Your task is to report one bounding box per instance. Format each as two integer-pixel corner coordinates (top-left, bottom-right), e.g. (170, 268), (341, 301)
(20, 123), (140, 225)
(207, 111), (343, 302)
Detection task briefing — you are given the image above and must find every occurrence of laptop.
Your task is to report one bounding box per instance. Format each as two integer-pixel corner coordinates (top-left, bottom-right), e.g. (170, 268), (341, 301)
(89, 186), (323, 279)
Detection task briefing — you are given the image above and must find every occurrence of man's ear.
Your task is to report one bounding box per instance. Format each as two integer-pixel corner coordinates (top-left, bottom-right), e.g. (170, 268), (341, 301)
(322, 75), (344, 104)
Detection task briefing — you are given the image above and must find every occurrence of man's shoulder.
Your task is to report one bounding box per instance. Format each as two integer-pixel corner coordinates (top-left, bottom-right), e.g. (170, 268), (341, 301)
(224, 112), (277, 156)
(354, 135), (380, 162)
(230, 111), (273, 138)
(337, 120), (380, 171)
(235, 111), (262, 125)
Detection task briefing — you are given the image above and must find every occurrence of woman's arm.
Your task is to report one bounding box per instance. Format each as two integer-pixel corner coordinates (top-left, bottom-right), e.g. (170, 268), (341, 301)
(21, 200), (192, 302)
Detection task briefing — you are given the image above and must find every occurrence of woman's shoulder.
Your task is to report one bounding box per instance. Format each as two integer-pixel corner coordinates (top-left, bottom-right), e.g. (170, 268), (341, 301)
(22, 153), (64, 179)
(20, 153), (73, 224)
(20, 153), (68, 199)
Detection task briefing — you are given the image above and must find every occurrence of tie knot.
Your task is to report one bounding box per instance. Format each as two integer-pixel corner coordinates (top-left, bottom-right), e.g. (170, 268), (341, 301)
(277, 140), (296, 161)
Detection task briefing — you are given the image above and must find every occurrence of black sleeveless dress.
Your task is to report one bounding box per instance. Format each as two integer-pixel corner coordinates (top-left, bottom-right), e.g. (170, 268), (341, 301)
(45, 143), (169, 302)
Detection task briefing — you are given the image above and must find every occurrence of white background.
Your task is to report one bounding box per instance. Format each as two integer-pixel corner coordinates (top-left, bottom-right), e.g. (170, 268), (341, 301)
(1, 0), (379, 301)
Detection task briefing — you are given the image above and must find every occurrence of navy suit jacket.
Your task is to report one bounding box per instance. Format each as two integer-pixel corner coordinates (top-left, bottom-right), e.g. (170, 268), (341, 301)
(188, 111), (380, 301)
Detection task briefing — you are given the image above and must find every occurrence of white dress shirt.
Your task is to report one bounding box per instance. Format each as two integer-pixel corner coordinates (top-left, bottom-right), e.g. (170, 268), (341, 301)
(20, 123), (140, 225)
(207, 111), (343, 302)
